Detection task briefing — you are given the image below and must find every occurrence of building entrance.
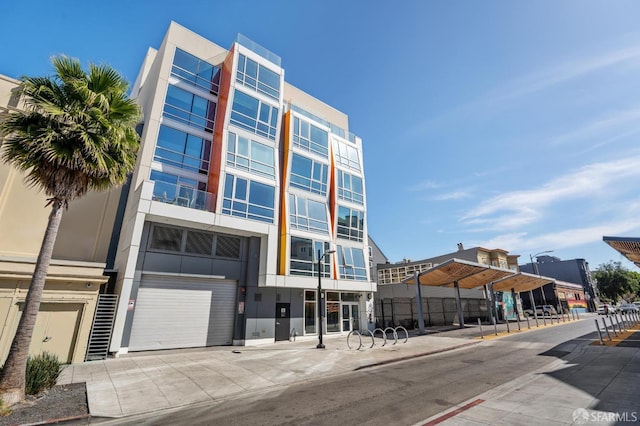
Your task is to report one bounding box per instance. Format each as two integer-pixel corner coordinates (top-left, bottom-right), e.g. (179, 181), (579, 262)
(342, 303), (360, 332)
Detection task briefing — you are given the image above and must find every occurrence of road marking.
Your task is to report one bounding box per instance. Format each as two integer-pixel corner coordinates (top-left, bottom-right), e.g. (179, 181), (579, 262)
(421, 398), (485, 425)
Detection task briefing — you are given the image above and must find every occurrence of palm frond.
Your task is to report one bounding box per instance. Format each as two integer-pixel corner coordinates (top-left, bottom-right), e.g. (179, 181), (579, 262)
(0, 55), (141, 205)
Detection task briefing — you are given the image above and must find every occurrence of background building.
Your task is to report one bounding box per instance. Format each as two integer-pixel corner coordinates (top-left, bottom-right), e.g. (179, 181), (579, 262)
(374, 245), (519, 327)
(0, 74), (120, 364)
(520, 255), (598, 311)
(108, 22), (374, 355)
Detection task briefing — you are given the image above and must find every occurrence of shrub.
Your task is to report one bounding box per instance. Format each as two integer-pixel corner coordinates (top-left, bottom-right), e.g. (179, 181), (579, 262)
(25, 352), (61, 395)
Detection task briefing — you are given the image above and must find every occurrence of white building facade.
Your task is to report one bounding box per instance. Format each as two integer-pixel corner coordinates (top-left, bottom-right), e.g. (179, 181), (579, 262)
(109, 22), (375, 355)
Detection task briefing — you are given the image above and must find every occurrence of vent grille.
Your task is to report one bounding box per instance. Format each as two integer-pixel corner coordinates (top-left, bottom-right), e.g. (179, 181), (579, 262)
(150, 226), (182, 251)
(216, 235), (241, 258)
(85, 294), (118, 361)
(186, 231), (213, 255)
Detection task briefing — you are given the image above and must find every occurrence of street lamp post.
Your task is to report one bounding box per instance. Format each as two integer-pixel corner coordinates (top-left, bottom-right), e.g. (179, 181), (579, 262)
(317, 249), (335, 349)
(530, 250), (554, 306)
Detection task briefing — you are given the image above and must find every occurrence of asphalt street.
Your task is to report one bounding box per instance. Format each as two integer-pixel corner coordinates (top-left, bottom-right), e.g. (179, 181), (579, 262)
(105, 319), (599, 425)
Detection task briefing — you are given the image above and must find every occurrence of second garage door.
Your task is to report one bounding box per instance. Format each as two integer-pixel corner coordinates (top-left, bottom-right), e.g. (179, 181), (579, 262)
(128, 276), (237, 351)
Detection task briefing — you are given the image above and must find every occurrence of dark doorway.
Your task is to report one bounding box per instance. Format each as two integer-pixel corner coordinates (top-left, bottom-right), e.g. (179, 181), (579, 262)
(275, 303), (290, 341)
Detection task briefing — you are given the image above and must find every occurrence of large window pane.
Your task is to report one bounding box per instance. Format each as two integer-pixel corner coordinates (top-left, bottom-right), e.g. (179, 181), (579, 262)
(163, 85), (214, 131)
(289, 194), (328, 234)
(172, 48), (219, 94)
(155, 125), (211, 174)
(226, 132), (275, 177)
(221, 173), (275, 223)
(230, 90), (278, 140)
(290, 153), (328, 196)
(236, 53), (280, 100)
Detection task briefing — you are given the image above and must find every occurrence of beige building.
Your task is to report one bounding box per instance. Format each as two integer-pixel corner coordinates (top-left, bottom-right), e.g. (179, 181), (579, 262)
(0, 74), (120, 363)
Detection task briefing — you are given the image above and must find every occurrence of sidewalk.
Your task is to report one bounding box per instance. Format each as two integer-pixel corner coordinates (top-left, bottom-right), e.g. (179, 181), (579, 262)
(58, 331), (479, 419)
(419, 321), (640, 425)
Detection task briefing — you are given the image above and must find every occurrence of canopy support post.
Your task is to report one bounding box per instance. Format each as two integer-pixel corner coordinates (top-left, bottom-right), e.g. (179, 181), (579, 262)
(414, 271), (426, 335)
(454, 280), (464, 329)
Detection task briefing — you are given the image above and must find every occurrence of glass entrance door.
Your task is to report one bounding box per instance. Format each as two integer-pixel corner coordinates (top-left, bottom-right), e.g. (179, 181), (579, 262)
(341, 304), (360, 332)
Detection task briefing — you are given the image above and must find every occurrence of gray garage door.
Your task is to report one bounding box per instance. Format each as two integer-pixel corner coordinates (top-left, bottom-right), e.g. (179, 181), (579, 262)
(128, 276), (237, 351)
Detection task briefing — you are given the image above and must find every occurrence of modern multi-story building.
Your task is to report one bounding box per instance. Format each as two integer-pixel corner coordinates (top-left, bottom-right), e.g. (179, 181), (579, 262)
(520, 255), (598, 311)
(108, 22), (374, 355)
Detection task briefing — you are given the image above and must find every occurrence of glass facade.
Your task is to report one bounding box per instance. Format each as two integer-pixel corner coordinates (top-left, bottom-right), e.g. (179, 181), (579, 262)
(226, 131), (275, 177)
(290, 153), (328, 196)
(289, 194), (328, 234)
(236, 53), (280, 100)
(290, 237), (330, 277)
(337, 245), (368, 280)
(337, 206), (365, 242)
(163, 85), (215, 132)
(335, 140), (360, 171)
(154, 125), (211, 175)
(222, 173), (275, 223)
(337, 170), (363, 204)
(293, 116), (328, 157)
(230, 90), (278, 140)
(171, 48), (219, 94)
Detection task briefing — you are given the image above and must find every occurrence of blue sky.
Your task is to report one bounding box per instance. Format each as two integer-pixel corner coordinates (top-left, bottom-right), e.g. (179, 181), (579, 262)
(2, 1), (640, 270)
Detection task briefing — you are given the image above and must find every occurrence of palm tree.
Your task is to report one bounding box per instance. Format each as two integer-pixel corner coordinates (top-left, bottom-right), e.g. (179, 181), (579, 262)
(0, 56), (140, 404)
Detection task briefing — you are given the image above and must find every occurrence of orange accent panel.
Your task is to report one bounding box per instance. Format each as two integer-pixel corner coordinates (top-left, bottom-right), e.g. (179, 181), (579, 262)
(328, 143), (336, 240)
(208, 45), (236, 212)
(328, 142), (338, 279)
(277, 110), (291, 275)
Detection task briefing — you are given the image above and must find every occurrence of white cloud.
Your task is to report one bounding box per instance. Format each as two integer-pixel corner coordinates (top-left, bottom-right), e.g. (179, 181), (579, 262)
(406, 40), (640, 138)
(477, 218), (640, 254)
(486, 44), (640, 104)
(407, 180), (441, 192)
(460, 156), (640, 231)
(431, 191), (471, 201)
(551, 107), (640, 146)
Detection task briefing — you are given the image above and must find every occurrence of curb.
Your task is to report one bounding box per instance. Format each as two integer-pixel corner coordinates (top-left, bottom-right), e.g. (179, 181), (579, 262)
(23, 413), (91, 425)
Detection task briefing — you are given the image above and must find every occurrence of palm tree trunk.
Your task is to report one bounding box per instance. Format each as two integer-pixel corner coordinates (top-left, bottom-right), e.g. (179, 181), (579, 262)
(0, 201), (64, 405)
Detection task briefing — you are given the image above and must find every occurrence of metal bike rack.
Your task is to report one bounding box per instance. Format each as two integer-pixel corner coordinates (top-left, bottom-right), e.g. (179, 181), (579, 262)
(347, 330), (363, 350)
(361, 329), (375, 349)
(384, 327), (398, 345)
(395, 326), (409, 343)
(373, 328), (388, 346)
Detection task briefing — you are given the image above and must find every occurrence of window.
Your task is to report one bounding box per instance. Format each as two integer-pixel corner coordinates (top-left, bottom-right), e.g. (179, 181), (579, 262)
(222, 174), (275, 223)
(150, 170), (210, 210)
(226, 132), (275, 177)
(290, 153), (328, 196)
(335, 140), (360, 171)
(293, 116), (328, 157)
(149, 225), (183, 252)
(230, 90), (278, 140)
(163, 85), (215, 131)
(172, 48), (219, 94)
(337, 170), (363, 204)
(236, 54), (280, 100)
(290, 237), (330, 277)
(289, 194), (328, 234)
(337, 206), (365, 242)
(154, 125), (211, 174)
(337, 246), (368, 280)
(305, 290), (316, 334)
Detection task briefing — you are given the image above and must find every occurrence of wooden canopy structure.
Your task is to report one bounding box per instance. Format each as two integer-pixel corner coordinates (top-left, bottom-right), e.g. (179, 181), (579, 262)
(491, 272), (555, 293)
(603, 236), (640, 268)
(401, 258), (556, 330)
